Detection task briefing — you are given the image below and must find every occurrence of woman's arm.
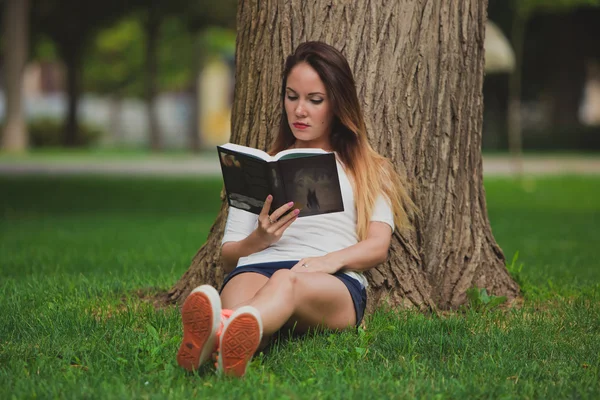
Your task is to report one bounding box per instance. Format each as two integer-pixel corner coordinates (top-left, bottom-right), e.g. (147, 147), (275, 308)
(291, 221), (393, 273)
(221, 232), (270, 273)
(330, 222), (393, 271)
(221, 196), (300, 273)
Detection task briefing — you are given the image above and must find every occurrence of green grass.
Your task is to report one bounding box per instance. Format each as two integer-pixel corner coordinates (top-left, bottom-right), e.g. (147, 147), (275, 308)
(0, 147), (218, 163)
(481, 150), (600, 158)
(1, 148), (598, 163)
(1, 175), (599, 399)
(486, 176), (600, 297)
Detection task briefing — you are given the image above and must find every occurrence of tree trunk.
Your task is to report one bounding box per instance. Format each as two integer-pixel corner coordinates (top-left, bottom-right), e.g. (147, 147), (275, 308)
(1, 0), (29, 152)
(144, 14), (162, 152)
(164, 0), (520, 312)
(63, 44), (82, 147)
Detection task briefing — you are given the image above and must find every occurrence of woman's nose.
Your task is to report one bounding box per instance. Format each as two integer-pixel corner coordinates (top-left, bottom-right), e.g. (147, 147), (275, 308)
(295, 103), (307, 117)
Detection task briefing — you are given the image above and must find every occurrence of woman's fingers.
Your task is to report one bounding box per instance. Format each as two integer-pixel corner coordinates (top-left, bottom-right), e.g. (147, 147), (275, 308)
(274, 209), (300, 234)
(256, 196), (300, 243)
(292, 258), (306, 270)
(269, 201), (295, 223)
(259, 195), (273, 219)
(291, 257), (314, 271)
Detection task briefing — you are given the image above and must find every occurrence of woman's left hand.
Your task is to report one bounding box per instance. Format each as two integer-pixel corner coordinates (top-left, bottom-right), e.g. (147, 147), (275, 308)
(291, 254), (342, 274)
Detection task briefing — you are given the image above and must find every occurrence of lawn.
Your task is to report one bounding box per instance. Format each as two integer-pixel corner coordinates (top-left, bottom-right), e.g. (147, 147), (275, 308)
(1, 175), (599, 399)
(0, 147), (218, 164)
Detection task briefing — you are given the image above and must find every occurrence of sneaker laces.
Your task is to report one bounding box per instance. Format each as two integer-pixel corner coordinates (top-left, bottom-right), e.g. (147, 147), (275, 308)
(214, 309), (233, 367)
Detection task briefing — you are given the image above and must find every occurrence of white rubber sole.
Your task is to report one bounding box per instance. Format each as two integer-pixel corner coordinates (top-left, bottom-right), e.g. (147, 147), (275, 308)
(217, 305), (263, 377)
(176, 285), (221, 371)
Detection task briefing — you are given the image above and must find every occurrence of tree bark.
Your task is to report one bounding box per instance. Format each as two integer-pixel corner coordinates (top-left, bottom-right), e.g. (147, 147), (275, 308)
(1, 0), (29, 152)
(164, 0), (520, 312)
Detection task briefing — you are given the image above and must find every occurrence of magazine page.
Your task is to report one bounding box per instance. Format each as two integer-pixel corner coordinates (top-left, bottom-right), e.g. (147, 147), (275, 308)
(278, 153), (344, 217)
(218, 147), (270, 215)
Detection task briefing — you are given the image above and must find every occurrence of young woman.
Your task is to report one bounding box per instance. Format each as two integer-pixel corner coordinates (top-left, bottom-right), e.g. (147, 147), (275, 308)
(176, 41), (414, 377)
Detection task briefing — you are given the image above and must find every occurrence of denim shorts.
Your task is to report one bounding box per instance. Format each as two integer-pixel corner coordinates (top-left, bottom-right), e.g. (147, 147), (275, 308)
(221, 260), (367, 326)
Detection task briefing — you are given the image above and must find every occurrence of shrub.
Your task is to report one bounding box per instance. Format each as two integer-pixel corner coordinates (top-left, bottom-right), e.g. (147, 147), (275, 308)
(482, 123), (600, 152)
(27, 117), (104, 148)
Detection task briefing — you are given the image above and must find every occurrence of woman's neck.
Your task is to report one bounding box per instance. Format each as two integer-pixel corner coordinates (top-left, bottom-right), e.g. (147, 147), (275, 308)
(291, 140), (333, 152)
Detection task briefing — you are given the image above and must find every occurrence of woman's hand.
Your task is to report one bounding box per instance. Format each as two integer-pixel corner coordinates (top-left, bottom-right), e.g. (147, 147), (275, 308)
(254, 195), (300, 248)
(291, 254), (343, 274)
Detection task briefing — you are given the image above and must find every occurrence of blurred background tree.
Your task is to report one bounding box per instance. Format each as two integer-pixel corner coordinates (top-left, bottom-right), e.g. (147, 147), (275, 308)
(133, 0), (236, 151)
(0, 0), (235, 151)
(30, 0), (144, 147)
(486, 0), (600, 158)
(1, 0), (30, 152)
(83, 18), (145, 145)
(510, 0), (600, 172)
(2, 0), (600, 154)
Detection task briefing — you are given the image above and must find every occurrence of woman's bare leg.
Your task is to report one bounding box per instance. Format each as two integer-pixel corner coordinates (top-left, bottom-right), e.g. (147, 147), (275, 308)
(233, 269), (356, 336)
(219, 272), (272, 349)
(220, 272), (269, 309)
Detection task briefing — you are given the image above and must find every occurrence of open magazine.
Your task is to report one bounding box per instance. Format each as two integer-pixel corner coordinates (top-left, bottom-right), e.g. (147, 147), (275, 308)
(217, 143), (344, 217)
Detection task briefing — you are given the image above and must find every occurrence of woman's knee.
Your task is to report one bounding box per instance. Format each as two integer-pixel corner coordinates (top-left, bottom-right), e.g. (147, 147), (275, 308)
(270, 269), (298, 288)
(268, 269), (301, 301)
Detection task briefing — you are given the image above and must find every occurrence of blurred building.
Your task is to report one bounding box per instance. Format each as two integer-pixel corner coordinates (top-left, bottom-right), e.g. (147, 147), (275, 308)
(1, 56), (236, 149)
(581, 61), (600, 125)
(199, 57), (234, 147)
(485, 21), (515, 74)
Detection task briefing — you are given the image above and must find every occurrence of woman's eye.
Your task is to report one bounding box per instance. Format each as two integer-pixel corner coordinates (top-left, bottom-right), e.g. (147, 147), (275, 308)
(287, 95), (298, 101)
(310, 99), (323, 105)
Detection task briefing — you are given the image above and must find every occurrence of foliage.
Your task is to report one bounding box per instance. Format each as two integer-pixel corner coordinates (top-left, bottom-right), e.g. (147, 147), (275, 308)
(27, 117), (104, 147)
(171, 0), (237, 32)
(83, 18), (146, 96)
(30, 0), (237, 105)
(0, 176), (598, 398)
(84, 15), (200, 96)
(466, 287), (507, 311)
(483, 124), (600, 151)
(30, 0), (146, 145)
(32, 35), (59, 61)
(82, 6), (236, 97)
(521, 125), (600, 151)
(155, 17), (195, 92)
(31, 0), (145, 57)
(516, 0), (600, 17)
(199, 26), (236, 59)
(506, 251), (528, 292)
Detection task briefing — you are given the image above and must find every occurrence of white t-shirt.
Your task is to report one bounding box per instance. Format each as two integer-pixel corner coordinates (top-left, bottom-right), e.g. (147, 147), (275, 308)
(221, 159), (395, 288)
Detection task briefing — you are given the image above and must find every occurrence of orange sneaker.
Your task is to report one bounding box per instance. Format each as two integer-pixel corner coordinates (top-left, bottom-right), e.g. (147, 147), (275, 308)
(217, 306), (263, 377)
(176, 285), (221, 372)
(212, 308), (233, 368)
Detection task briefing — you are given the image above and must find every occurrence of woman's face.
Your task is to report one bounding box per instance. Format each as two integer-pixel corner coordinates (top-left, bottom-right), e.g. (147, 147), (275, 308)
(284, 62), (334, 150)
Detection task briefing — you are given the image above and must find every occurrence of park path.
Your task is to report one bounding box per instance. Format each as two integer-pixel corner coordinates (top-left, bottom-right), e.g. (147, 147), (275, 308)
(0, 154), (599, 177)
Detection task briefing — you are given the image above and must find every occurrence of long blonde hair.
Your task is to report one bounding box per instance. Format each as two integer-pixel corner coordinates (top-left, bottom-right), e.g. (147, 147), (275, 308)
(270, 42), (415, 239)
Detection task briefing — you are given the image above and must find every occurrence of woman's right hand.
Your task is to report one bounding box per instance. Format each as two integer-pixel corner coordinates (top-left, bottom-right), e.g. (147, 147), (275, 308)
(255, 195), (300, 247)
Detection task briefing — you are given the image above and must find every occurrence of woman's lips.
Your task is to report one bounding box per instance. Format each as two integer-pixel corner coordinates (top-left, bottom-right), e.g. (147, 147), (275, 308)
(293, 123), (309, 130)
